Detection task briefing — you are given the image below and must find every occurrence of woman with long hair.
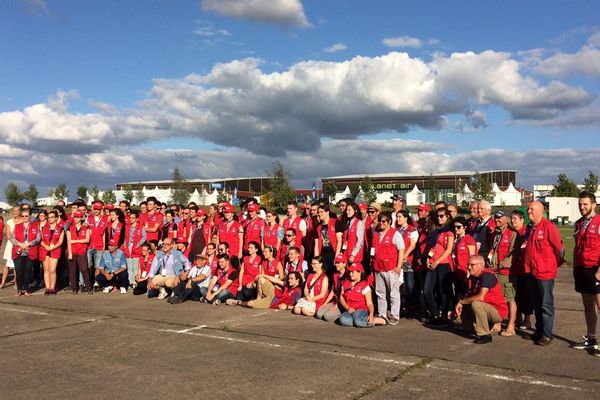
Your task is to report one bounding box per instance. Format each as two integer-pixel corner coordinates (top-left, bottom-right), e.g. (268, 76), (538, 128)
(293, 256), (329, 317)
(40, 211), (64, 295)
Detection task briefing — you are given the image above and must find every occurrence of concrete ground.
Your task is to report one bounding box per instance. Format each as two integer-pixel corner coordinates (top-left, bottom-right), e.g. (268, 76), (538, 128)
(0, 268), (599, 400)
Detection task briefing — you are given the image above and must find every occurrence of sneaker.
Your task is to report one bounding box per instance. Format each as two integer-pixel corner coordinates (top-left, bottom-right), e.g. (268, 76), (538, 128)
(120, 287), (127, 294)
(213, 299), (221, 306)
(199, 297), (207, 303)
(571, 336), (598, 350)
(157, 287), (168, 300)
(388, 317), (400, 326)
(376, 313), (390, 325)
(593, 348), (600, 357)
(102, 286), (113, 294)
(226, 299), (241, 306)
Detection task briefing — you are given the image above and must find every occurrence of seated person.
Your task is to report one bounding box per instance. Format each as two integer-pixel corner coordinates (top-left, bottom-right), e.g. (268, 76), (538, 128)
(97, 239), (129, 294)
(147, 238), (190, 300)
(316, 253), (350, 322)
(270, 271), (304, 310)
(199, 254), (239, 304)
(453, 255), (508, 344)
(133, 242), (154, 295)
(234, 241), (263, 301)
(338, 263), (386, 328)
(293, 256), (329, 317)
(169, 254), (212, 304)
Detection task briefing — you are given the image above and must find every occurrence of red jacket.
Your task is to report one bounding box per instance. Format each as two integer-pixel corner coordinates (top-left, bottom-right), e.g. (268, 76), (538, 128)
(524, 219), (563, 280)
(573, 214), (600, 267)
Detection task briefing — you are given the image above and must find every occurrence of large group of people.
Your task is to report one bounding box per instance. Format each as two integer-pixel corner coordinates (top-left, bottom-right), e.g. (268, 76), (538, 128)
(1, 191), (599, 355)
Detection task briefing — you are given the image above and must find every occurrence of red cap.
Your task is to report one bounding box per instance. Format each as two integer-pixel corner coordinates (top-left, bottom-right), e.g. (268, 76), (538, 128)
(247, 203), (260, 212)
(196, 208), (207, 216)
(92, 201), (103, 210)
(73, 210), (84, 218)
(358, 203), (368, 210)
(108, 238), (118, 247)
(348, 262), (364, 273)
(417, 203), (430, 212)
(105, 204), (115, 210)
(335, 253), (348, 263)
(222, 203), (235, 213)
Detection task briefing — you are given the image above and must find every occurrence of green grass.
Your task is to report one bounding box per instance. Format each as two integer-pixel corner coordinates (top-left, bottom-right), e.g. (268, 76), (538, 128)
(558, 225), (574, 267)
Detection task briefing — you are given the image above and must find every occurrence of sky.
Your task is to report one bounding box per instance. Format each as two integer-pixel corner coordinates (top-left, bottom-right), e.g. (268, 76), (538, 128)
(1, 0), (600, 200)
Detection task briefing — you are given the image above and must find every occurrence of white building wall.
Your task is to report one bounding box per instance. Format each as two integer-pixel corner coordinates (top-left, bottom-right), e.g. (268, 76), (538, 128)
(547, 197), (580, 223)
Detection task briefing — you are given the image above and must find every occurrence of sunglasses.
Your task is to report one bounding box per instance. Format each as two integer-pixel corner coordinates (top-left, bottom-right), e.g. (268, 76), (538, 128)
(453, 225), (463, 229)
(368, 210), (378, 214)
(437, 215), (446, 218)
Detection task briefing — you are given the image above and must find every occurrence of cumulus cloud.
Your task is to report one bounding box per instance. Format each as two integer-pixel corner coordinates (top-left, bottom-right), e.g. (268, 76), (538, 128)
(201, 0), (310, 27)
(534, 46), (600, 78)
(324, 43), (347, 53)
(382, 36), (422, 48)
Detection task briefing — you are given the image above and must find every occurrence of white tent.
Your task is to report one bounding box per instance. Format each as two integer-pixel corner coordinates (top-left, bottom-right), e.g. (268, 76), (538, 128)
(405, 185), (424, 206)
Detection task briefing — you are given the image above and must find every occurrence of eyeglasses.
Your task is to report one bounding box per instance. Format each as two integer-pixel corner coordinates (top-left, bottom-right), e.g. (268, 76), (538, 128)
(453, 225), (463, 229)
(437, 215), (446, 219)
(380, 220), (389, 224)
(162, 243), (172, 247)
(285, 234), (294, 237)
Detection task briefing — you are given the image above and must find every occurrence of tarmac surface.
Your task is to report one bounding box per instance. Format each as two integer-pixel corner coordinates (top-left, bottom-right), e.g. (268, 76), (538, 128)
(1, 268), (599, 400)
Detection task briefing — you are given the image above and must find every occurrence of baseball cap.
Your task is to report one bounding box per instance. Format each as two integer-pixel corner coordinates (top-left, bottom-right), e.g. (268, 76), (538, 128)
(73, 210), (84, 218)
(494, 210), (507, 218)
(105, 204), (115, 210)
(358, 203), (368, 210)
(196, 208), (207, 216)
(347, 262), (364, 273)
(92, 201), (103, 210)
(222, 203), (235, 213)
(368, 203), (382, 212)
(108, 238), (118, 247)
(335, 253), (348, 263)
(417, 203), (430, 212)
(247, 203), (260, 212)
(391, 194), (404, 201)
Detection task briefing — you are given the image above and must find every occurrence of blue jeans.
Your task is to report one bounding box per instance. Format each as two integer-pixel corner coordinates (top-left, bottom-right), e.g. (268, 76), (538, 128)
(338, 309), (371, 328)
(530, 277), (554, 339)
(85, 249), (103, 284)
(199, 286), (235, 303)
(423, 263), (452, 318)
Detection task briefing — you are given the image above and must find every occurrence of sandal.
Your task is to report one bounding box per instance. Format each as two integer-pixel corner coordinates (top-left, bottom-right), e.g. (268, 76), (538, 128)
(491, 323), (502, 333)
(500, 330), (516, 337)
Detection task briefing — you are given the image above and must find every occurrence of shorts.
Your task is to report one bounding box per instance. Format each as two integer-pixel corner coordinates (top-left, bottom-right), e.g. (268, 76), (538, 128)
(573, 266), (600, 295)
(295, 298), (316, 314)
(497, 274), (516, 302)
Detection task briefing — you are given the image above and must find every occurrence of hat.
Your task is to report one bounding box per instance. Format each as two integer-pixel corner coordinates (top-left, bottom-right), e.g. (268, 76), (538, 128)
(335, 253), (348, 263)
(358, 203), (368, 210)
(92, 201), (103, 210)
(105, 204), (115, 210)
(222, 203), (235, 213)
(367, 202), (382, 212)
(417, 203), (430, 212)
(391, 194), (404, 201)
(195, 254), (207, 261)
(494, 210), (507, 218)
(196, 208), (207, 216)
(347, 262), (364, 273)
(247, 203), (260, 212)
(108, 238), (118, 247)
(73, 210), (84, 218)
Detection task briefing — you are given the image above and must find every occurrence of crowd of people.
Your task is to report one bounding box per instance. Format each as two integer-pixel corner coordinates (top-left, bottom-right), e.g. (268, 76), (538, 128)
(1, 192), (599, 354)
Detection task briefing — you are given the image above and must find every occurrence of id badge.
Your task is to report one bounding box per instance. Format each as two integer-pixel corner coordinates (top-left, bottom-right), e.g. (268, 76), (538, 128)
(341, 242), (348, 251)
(141, 271), (147, 279)
(370, 247), (375, 256)
(161, 268), (167, 277)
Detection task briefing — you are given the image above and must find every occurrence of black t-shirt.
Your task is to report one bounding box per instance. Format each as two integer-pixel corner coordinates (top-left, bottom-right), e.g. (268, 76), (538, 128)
(320, 220), (345, 253)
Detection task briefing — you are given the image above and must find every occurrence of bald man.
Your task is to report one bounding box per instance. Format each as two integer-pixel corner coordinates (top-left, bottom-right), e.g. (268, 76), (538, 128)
(523, 201), (564, 346)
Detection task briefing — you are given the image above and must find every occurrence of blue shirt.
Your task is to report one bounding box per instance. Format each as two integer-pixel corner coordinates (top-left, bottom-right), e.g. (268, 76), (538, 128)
(99, 249), (127, 273)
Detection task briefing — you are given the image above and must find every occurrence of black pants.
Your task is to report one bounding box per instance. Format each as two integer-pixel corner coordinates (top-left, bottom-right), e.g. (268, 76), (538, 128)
(14, 256), (35, 292)
(133, 280), (148, 295)
(68, 254), (91, 290)
(235, 286), (257, 301)
(173, 281), (202, 301)
(96, 271), (129, 288)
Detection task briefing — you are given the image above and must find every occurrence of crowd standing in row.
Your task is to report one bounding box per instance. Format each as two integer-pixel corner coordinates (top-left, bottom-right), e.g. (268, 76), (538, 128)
(1, 192), (599, 353)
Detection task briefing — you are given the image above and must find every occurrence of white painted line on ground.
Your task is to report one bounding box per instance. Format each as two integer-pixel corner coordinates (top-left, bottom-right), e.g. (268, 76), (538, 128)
(0, 307), (49, 316)
(430, 365), (586, 392)
(159, 328), (282, 348)
(218, 310), (274, 324)
(175, 325), (207, 333)
(320, 350), (415, 366)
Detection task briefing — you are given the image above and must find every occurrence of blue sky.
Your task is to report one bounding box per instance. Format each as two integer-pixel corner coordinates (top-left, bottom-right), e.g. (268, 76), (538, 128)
(1, 0), (600, 199)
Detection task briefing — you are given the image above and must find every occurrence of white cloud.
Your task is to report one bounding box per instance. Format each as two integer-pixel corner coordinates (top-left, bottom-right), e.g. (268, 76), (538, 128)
(382, 36), (422, 48)
(324, 42), (347, 53)
(24, 0), (49, 15)
(192, 20), (232, 37)
(201, 0), (310, 27)
(534, 46), (600, 78)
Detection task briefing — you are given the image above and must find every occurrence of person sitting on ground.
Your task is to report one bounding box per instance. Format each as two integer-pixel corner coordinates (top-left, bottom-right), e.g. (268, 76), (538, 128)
(284, 246), (308, 278)
(293, 256), (329, 317)
(133, 242), (154, 295)
(147, 238), (190, 300)
(270, 271), (304, 310)
(315, 253), (350, 322)
(338, 262), (387, 328)
(199, 254), (239, 305)
(453, 255), (508, 344)
(169, 254), (212, 304)
(232, 241), (263, 302)
(97, 239), (129, 294)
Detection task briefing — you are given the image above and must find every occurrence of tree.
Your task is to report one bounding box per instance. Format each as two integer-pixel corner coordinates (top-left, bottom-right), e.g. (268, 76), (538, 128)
(122, 185), (134, 203)
(4, 183), (23, 206)
(91, 185), (100, 201)
(135, 183), (145, 203)
(76, 185), (88, 199)
(582, 170), (599, 194)
(217, 191), (229, 204)
(550, 173), (580, 197)
(360, 175), (377, 204)
(22, 184), (39, 205)
(470, 172), (495, 202)
(428, 174), (439, 203)
(267, 161), (295, 210)
(323, 181), (338, 203)
(170, 167), (190, 205)
(102, 189), (117, 204)
(53, 183), (69, 202)
(349, 185), (360, 200)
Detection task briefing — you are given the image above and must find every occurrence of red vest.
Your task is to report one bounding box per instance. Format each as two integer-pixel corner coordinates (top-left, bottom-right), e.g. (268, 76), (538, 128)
(452, 234), (476, 274)
(332, 270), (349, 303)
(263, 223), (280, 248)
(573, 214), (600, 267)
(316, 219), (338, 254)
(306, 272), (328, 309)
(283, 216), (304, 241)
(491, 228), (516, 276)
(241, 255), (262, 286)
(40, 223), (63, 259)
(216, 267), (239, 296)
(433, 230), (453, 264)
(244, 217), (264, 250)
(285, 258), (304, 275)
(468, 269), (508, 319)
(397, 224), (416, 264)
(342, 280), (370, 311)
(123, 223), (144, 258)
(139, 253), (155, 276)
(342, 218), (363, 262)
(87, 214), (108, 250)
(69, 224), (89, 255)
(524, 219), (563, 280)
(218, 220), (242, 256)
(372, 228), (399, 273)
(107, 221), (124, 247)
(12, 222), (40, 260)
(263, 258), (281, 278)
(145, 211), (163, 242)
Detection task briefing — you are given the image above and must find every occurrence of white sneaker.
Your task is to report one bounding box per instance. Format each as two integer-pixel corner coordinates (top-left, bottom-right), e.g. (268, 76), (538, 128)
(157, 287), (168, 300)
(120, 287), (127, 294)
(102, 286), (113, 294)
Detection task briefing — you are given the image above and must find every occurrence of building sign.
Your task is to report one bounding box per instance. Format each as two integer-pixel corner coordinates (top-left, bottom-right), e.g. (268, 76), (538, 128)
(373, 183), (411, 190)
(211, 182), (223, 190)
